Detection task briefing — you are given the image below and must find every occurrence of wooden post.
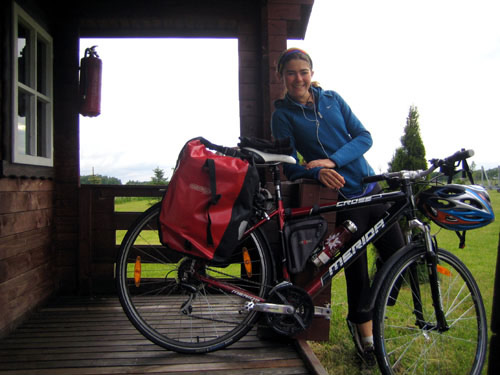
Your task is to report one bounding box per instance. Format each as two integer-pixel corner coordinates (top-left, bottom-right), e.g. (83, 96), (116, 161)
(292, 180), (337, 341)
(78, 186), (93, 295)
(488, 233), (500, 375)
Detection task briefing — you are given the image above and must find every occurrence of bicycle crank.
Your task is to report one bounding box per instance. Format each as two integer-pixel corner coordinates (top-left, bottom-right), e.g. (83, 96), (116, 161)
(242, 301), (331, 319)
(263, 284), (315, 336)
(242, 301), (295, 314)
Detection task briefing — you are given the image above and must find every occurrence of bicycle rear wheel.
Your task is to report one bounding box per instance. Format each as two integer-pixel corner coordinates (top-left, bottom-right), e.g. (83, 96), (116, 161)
(373, 246), (487, 375)
(116, 202), (273, 353)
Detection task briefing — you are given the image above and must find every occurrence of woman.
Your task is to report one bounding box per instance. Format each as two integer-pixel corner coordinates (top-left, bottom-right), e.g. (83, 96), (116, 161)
(271, 48), (405, 366)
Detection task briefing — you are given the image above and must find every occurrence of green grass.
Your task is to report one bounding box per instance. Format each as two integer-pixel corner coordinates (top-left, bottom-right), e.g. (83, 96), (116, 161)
(114, 196), (161, 212)
(116, 229), (160, 246)
(115, 197), (161, 245)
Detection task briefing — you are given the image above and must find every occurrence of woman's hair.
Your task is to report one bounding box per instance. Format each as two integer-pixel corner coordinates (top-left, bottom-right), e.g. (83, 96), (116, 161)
(276, 48), (313, 76)
(276, 48), (320, 98)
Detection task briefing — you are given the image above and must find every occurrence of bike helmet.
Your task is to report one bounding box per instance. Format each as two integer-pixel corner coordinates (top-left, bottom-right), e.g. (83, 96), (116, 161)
(417, 184), (494, 231)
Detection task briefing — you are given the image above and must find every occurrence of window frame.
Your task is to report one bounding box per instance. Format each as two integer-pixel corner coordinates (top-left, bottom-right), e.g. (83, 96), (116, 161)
(12, 3), (54, 167)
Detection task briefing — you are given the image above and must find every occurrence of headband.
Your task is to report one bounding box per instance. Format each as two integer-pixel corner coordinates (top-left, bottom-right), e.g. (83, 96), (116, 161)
(276, 48), (313, 75)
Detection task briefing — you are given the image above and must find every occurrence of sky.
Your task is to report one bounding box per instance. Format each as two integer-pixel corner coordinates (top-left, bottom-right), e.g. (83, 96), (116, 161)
(80, 0), (500, 183)
(79, 38), (240, 183)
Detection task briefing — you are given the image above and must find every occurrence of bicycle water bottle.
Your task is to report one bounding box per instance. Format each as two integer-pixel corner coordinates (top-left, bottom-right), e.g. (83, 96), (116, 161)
(312, 220), (357, 267)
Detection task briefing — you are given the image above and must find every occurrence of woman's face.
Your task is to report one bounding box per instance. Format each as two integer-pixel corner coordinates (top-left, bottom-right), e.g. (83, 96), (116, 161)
(281, 58), (313, 104)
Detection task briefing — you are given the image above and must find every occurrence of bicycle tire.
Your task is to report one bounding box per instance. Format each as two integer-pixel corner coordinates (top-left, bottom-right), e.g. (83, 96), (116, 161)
(373, 245), (487, 375)
(116, 202), (273, 353)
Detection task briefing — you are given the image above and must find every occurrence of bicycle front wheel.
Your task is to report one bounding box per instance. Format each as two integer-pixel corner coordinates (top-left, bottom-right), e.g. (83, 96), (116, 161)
(116, 202), (273, 353)
(374, 246), (487, 375)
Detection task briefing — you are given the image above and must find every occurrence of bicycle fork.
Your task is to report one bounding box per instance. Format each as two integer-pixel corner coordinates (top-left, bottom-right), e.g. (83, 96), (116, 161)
(408, 219), (449, 333)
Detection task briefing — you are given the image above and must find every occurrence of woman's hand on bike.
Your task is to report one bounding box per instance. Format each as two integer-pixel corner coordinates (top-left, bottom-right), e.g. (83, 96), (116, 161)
(318, 167), (345, 189)
(305, 158), (336, 169)
(305, 159), (344, 189)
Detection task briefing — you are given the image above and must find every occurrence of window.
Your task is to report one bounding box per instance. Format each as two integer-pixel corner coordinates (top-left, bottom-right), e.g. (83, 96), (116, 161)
(12, 4), (53, 167)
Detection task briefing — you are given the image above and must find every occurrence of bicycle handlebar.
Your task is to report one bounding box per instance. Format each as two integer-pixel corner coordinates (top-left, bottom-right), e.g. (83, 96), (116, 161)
(441, 149), (474, 165)
(362, 149), (474, 184)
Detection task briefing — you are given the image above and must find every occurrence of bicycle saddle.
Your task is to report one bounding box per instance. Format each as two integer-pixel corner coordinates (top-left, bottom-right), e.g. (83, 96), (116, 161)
(241, 147), (296, 165)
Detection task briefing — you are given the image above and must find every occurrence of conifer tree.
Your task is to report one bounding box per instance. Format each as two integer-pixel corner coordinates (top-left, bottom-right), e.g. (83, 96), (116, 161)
(150, 167), (169, 185)
(389, 106), (427, 172)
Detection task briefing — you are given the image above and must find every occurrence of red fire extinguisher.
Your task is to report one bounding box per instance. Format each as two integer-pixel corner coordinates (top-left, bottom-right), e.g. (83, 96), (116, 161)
(79, 46), (102, 117)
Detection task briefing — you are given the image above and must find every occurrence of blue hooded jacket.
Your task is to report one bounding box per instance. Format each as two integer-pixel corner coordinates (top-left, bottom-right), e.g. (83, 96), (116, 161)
(271, 86), (375, 197)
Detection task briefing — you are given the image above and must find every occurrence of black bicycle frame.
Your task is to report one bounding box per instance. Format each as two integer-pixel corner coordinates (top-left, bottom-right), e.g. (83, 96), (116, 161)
(244, 165), (412, 299)
(285, 190), (410, 298)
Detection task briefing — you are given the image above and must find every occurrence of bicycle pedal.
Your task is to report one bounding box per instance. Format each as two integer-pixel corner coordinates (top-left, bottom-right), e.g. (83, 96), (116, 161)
(314, 305), (331, 319)
(240, 301), (255, 313)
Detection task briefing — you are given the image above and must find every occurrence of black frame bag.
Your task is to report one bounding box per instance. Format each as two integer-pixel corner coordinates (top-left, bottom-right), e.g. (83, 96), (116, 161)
(283, 215), (328, 273)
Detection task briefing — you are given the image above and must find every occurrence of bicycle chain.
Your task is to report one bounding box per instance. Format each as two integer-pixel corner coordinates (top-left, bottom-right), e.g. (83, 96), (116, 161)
(183, 309), (254, 327)
(177, 264), (273, 326)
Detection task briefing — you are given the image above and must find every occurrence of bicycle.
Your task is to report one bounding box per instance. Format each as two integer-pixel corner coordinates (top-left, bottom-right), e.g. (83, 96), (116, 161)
(116, 145), (493, 375)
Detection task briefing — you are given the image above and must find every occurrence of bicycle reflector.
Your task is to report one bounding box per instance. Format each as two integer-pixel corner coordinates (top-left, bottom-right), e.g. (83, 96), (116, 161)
(436, 264), (451, 277)
(134, 256), (142, 287)
(242, 247), (252, 278)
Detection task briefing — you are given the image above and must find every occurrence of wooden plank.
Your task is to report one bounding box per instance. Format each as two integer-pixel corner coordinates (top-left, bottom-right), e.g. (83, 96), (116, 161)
(295, 339), (329, 375)
(0, 191), (54, 214)
(0, 336), (279, 354)
(266, 3), (301, 21)
(0, 264), (55, 308)
(78, 185), (93, 295)
(0, 242), (55, 284)
(114, 212), (150, 229)
(0, 347), (301, 369)
(0, 177), (53, 193)
(80, 185), (166, 198)
(0, 361), (307, 375)
(0, 283), (53, 337)
(1, 368), (309, 375)
(0, 226), (51, 260)
(0, 296), (324, 375)
(0, 208), (53, 238)
(270, 0), (314, 4)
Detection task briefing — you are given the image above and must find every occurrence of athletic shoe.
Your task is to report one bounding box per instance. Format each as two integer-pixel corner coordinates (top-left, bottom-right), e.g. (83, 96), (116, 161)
(346, 319), (376, 367)
(361, 344), (376, 367)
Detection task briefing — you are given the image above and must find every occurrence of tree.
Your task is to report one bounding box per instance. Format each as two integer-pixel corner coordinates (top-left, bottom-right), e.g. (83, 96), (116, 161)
(126, 180), (147, 185)
(389, 106), (427, 172)
(150, 167), (169, 185)
(80, 174), (122, 185)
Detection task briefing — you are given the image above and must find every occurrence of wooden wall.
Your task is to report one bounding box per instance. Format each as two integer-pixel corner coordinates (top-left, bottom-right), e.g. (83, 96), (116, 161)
(0, 0), (68, 338)
(0, 178), (56, 337)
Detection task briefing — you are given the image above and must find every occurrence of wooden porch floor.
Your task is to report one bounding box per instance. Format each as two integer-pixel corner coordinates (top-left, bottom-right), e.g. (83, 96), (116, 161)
(0, 296), (327, 375)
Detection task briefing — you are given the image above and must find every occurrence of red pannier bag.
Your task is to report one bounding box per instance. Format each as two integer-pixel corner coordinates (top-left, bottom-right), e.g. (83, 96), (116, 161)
(159, 137), (260, 260)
